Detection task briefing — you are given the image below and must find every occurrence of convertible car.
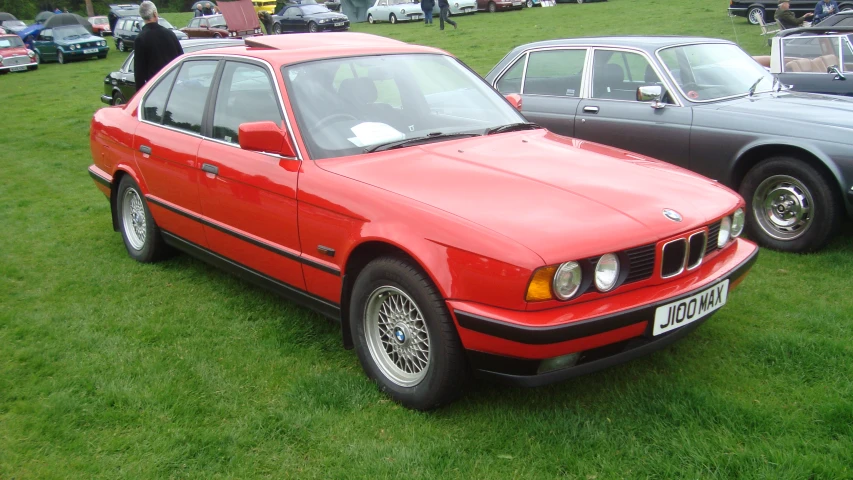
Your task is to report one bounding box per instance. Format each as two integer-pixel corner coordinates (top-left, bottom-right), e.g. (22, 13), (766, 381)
(32, 24), (109, 64)
(270, 4), (350, 33)
(760, 26), (853, 96)
(366, 0), (424, 23)
(88, 33), (756, 409)
(486, 36), (853, 253)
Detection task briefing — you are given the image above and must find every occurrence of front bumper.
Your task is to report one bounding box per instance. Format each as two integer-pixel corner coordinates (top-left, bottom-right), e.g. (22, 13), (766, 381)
(319, 22), (350, 31)
(0, 60), (38, 71)
(101, 94), (113, 105)
(63, 46), (109, 59)
(727, 7), (747, 17)
(450, 238), (758, 386)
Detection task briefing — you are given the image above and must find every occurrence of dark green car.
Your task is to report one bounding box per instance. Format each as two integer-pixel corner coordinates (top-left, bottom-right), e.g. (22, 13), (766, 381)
(32, 24), (109, 64)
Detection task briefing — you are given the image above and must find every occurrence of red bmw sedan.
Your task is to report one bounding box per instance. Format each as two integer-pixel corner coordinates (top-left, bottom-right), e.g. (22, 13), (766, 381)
(89, 33), (757, 410)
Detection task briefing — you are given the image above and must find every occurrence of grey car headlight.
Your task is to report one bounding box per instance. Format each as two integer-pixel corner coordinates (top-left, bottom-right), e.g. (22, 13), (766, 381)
(553, 261), (582, 300)
(731, 208), (745, 238)
(718, 216), (732, 248)
(594, 253), (620, 292)
(401, 8), (406, 13)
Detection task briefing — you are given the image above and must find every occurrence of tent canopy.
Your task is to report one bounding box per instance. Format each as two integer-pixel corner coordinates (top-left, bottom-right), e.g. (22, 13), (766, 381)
(0, 13), (17, 22)
(35, 11), (55, 24)
(190, 0), (218, 11)
(42, 13), (94, 34)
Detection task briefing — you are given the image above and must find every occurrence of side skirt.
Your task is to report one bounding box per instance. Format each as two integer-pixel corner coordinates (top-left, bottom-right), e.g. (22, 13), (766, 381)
(161, 231), (342, 321)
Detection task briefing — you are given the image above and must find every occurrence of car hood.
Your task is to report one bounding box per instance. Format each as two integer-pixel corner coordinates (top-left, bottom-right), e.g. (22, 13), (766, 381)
(306, 11), (348, 20)
(318, 130), (741, 263)
(56, 35), (103, 45)
(711, 91), (853, 131)
(217, 0), (261, 30)
(0, 45), (29, 56)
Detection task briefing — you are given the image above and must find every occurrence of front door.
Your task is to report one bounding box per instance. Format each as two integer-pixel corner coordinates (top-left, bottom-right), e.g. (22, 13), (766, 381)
(281, 6), (304, 32)
(33, 29), (56, 61)
(573, 48), (693, 168)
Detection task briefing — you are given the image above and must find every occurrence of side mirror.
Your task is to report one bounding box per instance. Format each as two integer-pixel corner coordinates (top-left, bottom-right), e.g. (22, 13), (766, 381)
(504, 93), (522, 110)
(238, 121), (297, 158)
(827, 65), (846, 81)
(637, 85), (665, 109)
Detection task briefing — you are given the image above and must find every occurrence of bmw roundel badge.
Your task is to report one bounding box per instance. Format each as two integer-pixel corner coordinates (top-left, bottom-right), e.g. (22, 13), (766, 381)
(663, 209), (682, 222)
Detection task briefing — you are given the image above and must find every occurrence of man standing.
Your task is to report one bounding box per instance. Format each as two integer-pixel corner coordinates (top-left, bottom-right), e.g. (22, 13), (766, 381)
(194, 3), (204, 17)
(421, 0), (435, 26)
(437, 0), (456, 30)
(775, 0), (813, 30)
(134, 1), (183, 89)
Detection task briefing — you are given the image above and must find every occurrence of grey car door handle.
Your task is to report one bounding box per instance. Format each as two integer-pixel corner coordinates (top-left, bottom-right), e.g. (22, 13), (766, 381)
(583, 106), (600, 114)
(202, 163), (219, 175)
(139, 145), (152, 154)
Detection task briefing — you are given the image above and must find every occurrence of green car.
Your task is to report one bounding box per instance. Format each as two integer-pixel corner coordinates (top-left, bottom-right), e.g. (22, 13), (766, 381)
(32, 24), (109, 64)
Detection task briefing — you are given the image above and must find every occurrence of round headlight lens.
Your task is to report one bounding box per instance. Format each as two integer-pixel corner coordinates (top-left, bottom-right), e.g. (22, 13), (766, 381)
(731, 208), (745, 238)
(594, 253), (620, 292)
(718, 216), (732, 248)
(401, 8), (406, 13)
(553, 261), (582, 300)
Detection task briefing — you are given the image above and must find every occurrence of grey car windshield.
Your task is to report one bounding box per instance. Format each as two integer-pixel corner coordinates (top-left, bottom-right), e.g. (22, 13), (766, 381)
(158, 18), (176, 29)
(658, 43), (774, 101)
(54, 25), (91, 40)
(283, 54), (527, 160)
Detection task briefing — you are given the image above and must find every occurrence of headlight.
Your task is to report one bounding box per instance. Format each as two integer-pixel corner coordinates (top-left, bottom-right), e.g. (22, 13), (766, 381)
(594, 253), (620, 292)
(69, 45), (77, 50)
(27, 49), (35, 57)
(718, 216), (732, 248)
(401, 8), (406, 13)
(0, 55), (4, 63)
(100, 41), (106, 46)
(553, 261), (583, 300)
(731, 208), (745, 238)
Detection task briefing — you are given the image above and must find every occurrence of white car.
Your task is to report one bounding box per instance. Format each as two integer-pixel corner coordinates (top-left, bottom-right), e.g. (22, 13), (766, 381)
(366, 0), (424, 23)
(432, 0), (477, 15)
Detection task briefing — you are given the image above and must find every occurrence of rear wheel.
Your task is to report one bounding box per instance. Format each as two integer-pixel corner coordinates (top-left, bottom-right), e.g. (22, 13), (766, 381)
(488, 1), (496, 12)
(739, 157), (841, 252)
(747, 6), (764, 25)
(526, 0), (533, 7)
(390, 13), (397, 23)
(272, 22), (282, 33)
(350, 256), (467, 410)
(368, 13), (375, 23)
(117, 175), (170, 263)
(117, 39), (125, 52)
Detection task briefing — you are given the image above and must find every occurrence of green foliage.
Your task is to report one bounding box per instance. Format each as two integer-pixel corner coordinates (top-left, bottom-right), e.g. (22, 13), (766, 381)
(1, 2), (851, 478)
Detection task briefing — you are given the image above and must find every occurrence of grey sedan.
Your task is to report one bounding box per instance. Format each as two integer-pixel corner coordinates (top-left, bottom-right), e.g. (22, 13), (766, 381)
(485, 36), (853, 253)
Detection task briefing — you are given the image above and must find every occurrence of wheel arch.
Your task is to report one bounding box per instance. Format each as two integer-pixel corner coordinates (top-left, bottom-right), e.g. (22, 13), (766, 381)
(730, 142), (844, 196)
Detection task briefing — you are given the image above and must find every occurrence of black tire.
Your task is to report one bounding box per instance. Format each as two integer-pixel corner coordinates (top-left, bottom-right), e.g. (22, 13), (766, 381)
(747, 6), (764, 25)
(273, 22), (282, 34)
(116, 175), (169, 263)
(526, 0), (533, 7)
(487, 1), (496, 12)
(368, 13), (375, 23)
(350, 256), (467, 410)
(576, 0), (583, 3)
(35, 51), (42, 64)
(308, 21), (318, 32)
(389, 13), (397, 23)
(57, 50), (65, 64)
(112, 90), (125, 106)
(117, 39), (125, 52)
(213, 33), (222, 38)
(739, 157), (841, 253)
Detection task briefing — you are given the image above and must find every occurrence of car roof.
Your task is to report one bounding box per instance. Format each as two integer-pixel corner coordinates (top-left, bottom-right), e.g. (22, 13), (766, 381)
(183, 32), (444, 65)
(505, 36), (733, 53)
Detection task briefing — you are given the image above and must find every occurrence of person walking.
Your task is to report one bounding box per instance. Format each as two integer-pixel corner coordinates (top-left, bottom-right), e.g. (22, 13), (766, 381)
(258, 10), (273, 34)
(421, 0), (435, 25)
(134, 1), (184, 89)
(774, 0), (812, 30)
(438, 0), (456, 30)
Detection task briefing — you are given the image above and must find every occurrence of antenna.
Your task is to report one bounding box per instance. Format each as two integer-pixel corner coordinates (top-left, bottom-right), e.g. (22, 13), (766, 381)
(729, 13), (740, 45)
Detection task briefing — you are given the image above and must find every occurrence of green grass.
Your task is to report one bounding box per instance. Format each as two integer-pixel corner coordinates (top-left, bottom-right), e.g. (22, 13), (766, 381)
(2, 0), (852, 478)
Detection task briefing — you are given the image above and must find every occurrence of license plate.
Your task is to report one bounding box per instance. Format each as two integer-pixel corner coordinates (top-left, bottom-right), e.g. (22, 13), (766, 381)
(413, 15), (421, 18)
(10, 66), (26, 72)
(652, 280), (728, 336)
(334, 22), (344, 26)
(512, 1), (521, 4)
(83, 48), (98, 54)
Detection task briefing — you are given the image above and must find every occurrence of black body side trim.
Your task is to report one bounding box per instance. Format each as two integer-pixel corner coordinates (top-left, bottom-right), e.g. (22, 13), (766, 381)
(88, 168), (112, 188)
(161, 231), (341, 320)
(146, 195), (341, 276)
(456, 248), (758, 345)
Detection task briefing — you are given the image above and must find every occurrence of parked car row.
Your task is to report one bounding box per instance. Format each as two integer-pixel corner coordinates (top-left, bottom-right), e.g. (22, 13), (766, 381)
(728, 0), (853, 25)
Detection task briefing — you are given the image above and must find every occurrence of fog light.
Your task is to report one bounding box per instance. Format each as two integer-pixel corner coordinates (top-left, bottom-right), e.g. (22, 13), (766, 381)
(537, 352), (580, 374)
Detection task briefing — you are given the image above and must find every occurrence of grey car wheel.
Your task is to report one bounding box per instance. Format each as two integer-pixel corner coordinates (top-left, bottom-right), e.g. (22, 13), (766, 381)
(368, 13), (375, 23)
(487, 1), (496, 12)
(273, 22), (282, 33)
(57, 50), (66, 64)
(526, 0), (533, 7)
(390, 13), (397, 23)
(112, 90), (125, 106)
(747, 6), (764, 25)
(117, 39), (125, 52)
(117, 175), (170, 263)
(308, 21), (318, 32)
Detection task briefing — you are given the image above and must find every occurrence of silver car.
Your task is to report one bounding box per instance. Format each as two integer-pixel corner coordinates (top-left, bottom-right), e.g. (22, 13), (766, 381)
(485, 36), (853, 253)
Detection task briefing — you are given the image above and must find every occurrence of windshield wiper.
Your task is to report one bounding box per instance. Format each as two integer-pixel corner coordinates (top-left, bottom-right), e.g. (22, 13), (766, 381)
(364, 132), (480, 153)
(747, 76), (765, 97)
(485, 122), (540, 135)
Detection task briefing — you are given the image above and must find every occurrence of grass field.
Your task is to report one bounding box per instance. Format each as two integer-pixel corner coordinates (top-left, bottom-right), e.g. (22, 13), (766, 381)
(2, 0), (853, 478)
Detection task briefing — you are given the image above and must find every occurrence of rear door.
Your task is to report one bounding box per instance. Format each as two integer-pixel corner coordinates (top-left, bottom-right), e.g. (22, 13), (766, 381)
(777, 35), (852, 96)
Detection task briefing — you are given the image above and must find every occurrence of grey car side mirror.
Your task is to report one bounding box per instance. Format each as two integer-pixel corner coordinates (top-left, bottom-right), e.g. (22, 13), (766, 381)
(637, 85), (666, 109)
(827, 65), (846, 81)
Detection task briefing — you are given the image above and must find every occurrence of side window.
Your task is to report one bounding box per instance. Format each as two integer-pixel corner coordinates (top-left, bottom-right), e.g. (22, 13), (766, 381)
(212, 62), (282, 144)
(122, 54), (134, 72)
(284, 7), (299, 18)
(495, 54), (525, 95)
(40, 28), (52, 39)
(201, 19), (209, 27)
(163, 60), (218, 134)
(142, 68), (178, 123)
(781, 36), (840, 73)
(523, 49), (586, 97)
(189, 18), (199, 27)
(842, 38), (853, 72)
(592, 50), (659, 101)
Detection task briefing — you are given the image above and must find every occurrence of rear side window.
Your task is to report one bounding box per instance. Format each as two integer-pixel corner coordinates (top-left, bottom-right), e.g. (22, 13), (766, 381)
(212, 61), (282, 144)
(163, 60), (219, 134)
(523, 49), (586, 97)
(142, 68), (178, 123)
(495, 54), (525, 95)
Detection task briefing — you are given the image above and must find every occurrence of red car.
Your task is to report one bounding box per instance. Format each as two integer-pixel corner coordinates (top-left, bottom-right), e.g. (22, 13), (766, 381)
(0, 34), (38, 73)
(88, 15), (112, 36)
(88, 33), (757, 410)
(477, 0), (524, 12)
(181, 0), (263, 38)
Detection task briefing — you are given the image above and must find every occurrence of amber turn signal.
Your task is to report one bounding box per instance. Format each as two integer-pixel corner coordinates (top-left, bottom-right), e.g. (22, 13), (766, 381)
(525, 266), (556, 302)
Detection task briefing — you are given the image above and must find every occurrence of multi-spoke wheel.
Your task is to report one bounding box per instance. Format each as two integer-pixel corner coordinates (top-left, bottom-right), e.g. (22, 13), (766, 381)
(117, 39), (125, 52)
(117, 175), (169, 262)
(57, 50), (65, 64)
(351, 256), (466, 410)
(747, 6), (764, 25)
(740, 157), (840, 252)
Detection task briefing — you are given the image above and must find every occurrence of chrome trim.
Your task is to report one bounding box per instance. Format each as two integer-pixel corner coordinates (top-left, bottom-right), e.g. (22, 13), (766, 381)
(660, 238), (688, 279)
(686, 231), (707, 271)
(138, 53), (304, 161)
(780, 34), (847, 74)
(518, 52), (529, 95)
(203, 135), (298, 161)
(492, 47), (590, 99)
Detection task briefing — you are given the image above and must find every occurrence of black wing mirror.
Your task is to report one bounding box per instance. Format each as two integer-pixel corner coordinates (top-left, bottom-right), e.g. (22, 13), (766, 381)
(827, 65), (846, 81)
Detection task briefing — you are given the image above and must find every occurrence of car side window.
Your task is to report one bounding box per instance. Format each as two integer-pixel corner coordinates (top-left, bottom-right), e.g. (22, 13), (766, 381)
(40, 29), (52, 40)
(201, 19), (209, 28)
(142, 68), (178, 123)
(212, 61), (282, 144)
(842, 38), (853, 72)
(122, 54), (134, 73)
(523, 49), (586, 97)
(189, 18), (199, 27)
(379, 0), (388, 6)
(284, 7), (300, 18)
(591, 49), (663, 102)
(495, 54), (525, 95)
(781, 36), (841, 73)
(162, 60), (218, 134)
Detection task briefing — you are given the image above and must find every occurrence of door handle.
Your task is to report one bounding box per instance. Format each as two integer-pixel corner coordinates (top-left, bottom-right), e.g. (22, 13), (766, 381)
(202, 163), (219, 175)
(139, 145), (151, 154)
(583, 106), (600, 114)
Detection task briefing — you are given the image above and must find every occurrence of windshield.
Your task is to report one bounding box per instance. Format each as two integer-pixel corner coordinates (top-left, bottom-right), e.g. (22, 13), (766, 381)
(54, 25), (91, 40)
(284, 54), (527, 160)
(658, 43), (773, 101)
(302, 5), (331, 14)
(158, 18), (175, 29)
(4, 20), (26, 28)
(0, 36), (25, 47)
(208, 14), (227, 29)
(389, 0), (415, 4)
(91, 17), (108, 24)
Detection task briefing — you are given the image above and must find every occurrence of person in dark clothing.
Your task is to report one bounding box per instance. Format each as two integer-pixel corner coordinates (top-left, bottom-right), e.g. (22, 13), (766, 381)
(775, 0), (812, 29)
(203, 2), (214, 15)
(421, 0), (435, 25)
(194, 3), (204, 17)
(134, 1), (183, 89)
(437, 0), (456, 30)
(258, 10), (273, 34)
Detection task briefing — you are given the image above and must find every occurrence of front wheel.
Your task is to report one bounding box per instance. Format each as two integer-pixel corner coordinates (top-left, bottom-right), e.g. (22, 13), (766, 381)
(308, 21), (318, 32)
(272, 22), (282, 33)
(117, 175), (170, 263)
(367, 13), (375, 23)
(747, 6), (764, 25)
(350, 256), (466, 410)
(389, 13), (397, 23)
(739, 157), (841, 253)
(526, 0), (533, 7)
(213, 32), (222, 38)
(57, 50), (65, 64)
(112, 90), (126, 105)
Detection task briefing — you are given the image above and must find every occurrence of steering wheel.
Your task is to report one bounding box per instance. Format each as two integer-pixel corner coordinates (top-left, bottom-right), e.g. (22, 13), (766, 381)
(681, 83), (701, 99)
(312, 113), (358, 131)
